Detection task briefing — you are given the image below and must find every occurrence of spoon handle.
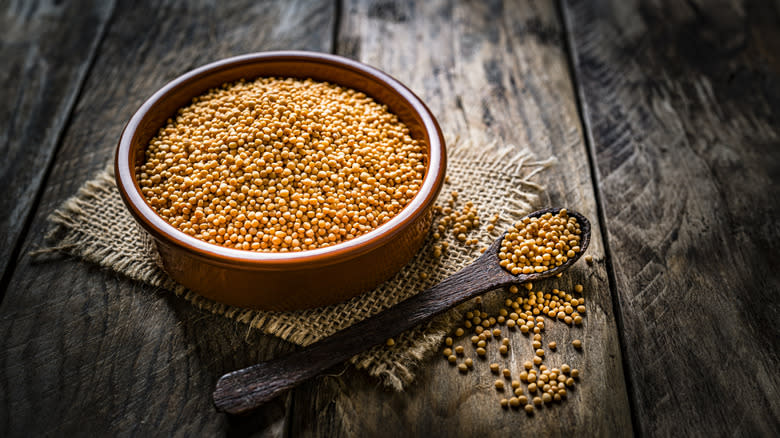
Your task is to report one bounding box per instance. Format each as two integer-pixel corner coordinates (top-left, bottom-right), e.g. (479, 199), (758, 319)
(213, 253), (512, 415)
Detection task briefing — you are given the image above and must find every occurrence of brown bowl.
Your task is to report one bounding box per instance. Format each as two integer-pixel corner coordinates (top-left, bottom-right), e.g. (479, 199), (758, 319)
(115, 51), (446, 311)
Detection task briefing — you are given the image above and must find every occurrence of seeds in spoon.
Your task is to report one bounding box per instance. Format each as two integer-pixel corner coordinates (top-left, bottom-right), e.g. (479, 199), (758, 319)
(498, 210), (582, 275)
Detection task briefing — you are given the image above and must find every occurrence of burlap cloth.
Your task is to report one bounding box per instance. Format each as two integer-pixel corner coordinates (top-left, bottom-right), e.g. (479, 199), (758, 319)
(41, 137), (552, 390)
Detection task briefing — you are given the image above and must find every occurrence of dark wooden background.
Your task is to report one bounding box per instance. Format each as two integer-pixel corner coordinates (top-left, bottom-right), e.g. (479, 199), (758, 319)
(1, 0), (778, 436)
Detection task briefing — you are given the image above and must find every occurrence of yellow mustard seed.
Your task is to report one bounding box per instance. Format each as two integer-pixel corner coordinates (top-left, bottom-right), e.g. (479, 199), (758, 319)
(509, 397), (520, 408)
(535, 349), (545, 357)
(455, 328), (464, 337)
(495, 380), (505, 390)
(490, 363), (500, 373)
(533, 356), (543, 366)
(499, 345), (508, 355)
(528, 383), (537, 393)
(511, 380), (521, 389)
(476, 347), (486, 356)
(533, 396), (543, 406)
(585, 254), (593, 264)
(524, 361), (533, 370)
(566, 377), (575, 387)
(442, 348), (452, 357)
(448, 354), (457, 363)
(542, 393), (552, 404)
(502, 368), (511, 378)
(571, 369), (580, 378)
(138, 77), (426, 252)
(492, 328), (501, 337)
(500, 398), (509, 408)
(386, 338), (395, 347)
(498, 211), (581, 274)
(573, 339), (583, 349)
(458, 363), (468, 373)
(454, 346), (464, 355)
(574, 284), (584, 293)
(445, 337), (453, 346)
(525, 404), (535, 414)
(464, 358), (474, 368)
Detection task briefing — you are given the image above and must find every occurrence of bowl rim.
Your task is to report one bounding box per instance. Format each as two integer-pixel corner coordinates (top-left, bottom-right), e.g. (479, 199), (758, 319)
(115, 51), (445, 269)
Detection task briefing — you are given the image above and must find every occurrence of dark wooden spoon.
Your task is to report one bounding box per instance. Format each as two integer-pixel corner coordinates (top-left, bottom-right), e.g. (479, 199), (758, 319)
(213, 207), (590, 415)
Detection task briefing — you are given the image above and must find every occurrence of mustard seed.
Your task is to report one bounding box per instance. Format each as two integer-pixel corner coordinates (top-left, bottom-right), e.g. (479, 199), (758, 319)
(509, 397), (520, 408)
(465, 358), (474, 368)
(528, 383), (537, 392)
(490, 363), (500, 373)
(386, 338), (395, 347)
(499, 345), (508, 355)
(518, 395), (528, 404)
(533, 396), (543, 406)
(139, 77), (426, 252)
(445, 337), (453, 346)
(455, 328), (464, 337)
(448, 354), (457, 363)
(524, 361), (533, 370)
(571, 369), (580, 378)
(548, 341), (557, 350)
(476, 347), (486, 356)
(500, 398), (509, 408)
(574, 284), (584, 293)
(458, 363), (468, 373)
(542, 393), (552, 404)
(533, 356), (543, 366)
(495, 380), (505, 390)
(442, 348), (452, 357)
(511, 380), (521, 389)
(535, 349), (545, 357)
(502, 368), (511, 378)
(573, 339), (582, 349)
(455, 346), (464, 355)
(525, 404), (535, 414)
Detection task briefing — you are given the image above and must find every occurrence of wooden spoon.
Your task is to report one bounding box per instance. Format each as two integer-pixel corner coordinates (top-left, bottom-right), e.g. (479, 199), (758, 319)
(213, 207), (590, 415)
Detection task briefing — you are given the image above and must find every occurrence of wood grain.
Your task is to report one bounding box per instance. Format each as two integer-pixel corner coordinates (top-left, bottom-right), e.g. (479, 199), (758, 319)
(290, 0), (633, 436)
(0, 0), (334, 436)
(563, 0), (780, 435)
(0, 0), (115, 288)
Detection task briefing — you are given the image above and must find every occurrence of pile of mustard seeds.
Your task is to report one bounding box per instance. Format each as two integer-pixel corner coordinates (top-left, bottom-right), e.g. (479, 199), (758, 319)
(441, 281), (585, 414)
(137, 77), (426, 252)
(499, 209), (582, 275)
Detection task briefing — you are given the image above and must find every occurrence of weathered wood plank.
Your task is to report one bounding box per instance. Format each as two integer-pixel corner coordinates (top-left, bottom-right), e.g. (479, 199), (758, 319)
(0, 0), (334, 436)
(563, 0), (780, 435)
(290, 1), (633, 436)
(0, 0), (115, 288)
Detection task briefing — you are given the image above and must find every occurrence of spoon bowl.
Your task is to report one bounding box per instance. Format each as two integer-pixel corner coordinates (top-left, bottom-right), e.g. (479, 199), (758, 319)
(213, 207), (590, 415)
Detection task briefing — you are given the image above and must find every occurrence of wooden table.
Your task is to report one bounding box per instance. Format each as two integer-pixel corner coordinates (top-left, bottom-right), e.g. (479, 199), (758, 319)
(2, 0), (778, 436)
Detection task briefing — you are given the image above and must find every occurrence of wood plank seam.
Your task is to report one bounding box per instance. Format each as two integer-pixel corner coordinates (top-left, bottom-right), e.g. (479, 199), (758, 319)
(557, 0), (640, 435)
(0, 0), (119, 306)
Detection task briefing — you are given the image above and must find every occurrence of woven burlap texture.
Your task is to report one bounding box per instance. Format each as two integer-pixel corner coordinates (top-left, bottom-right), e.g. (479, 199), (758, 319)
(43, 138), (552, 390)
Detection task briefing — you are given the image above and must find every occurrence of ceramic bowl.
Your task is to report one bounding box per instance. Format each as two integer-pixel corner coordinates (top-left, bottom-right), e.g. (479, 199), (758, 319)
(115, 51), (446, 310)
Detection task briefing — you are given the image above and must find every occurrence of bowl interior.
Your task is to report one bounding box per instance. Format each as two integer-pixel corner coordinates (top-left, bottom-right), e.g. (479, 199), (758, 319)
(120, 52), (445, 266)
